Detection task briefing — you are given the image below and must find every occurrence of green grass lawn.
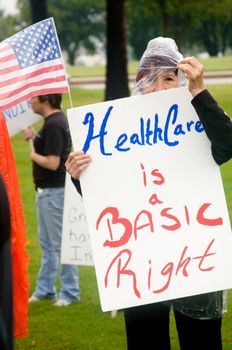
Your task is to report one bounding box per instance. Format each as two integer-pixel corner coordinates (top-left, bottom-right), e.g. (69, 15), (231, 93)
(67, 56), (232, 78)
(14, 85), (232, 350)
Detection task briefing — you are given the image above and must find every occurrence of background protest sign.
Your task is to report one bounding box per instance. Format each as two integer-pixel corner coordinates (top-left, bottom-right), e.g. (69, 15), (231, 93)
(61, 174), (93, 266)
(67, 86), (232, 312)
(4, 100), (41, 137)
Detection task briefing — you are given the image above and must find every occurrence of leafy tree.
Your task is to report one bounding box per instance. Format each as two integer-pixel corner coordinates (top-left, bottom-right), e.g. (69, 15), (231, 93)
(16, 0), (105, 65)
(0, 12), (18, 41)
(127, 0), (232, 57)
(189, 0), (232, 56)
(127, 0), (161, 59)
(127, 0), (197, 58)
(48, 0), (105, 65)
(105, 0), (129, 100)
(16, 0), (30, 28)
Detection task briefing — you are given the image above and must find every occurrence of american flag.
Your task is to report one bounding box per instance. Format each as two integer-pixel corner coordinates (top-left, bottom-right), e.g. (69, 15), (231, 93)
(0, 18), (69, 111)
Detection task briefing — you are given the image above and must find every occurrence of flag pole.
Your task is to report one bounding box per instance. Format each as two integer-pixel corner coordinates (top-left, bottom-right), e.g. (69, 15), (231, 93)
(66, 74), (73, 109)
(51, 17), (73, 109)
(67, 89), (73, 109)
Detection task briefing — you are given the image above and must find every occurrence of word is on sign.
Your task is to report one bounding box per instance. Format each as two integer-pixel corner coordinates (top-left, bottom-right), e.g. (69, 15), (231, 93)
(67, 86), (232, 311)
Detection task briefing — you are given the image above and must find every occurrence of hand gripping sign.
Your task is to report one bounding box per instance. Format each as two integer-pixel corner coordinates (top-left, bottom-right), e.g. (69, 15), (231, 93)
(67, 86), (232, 312)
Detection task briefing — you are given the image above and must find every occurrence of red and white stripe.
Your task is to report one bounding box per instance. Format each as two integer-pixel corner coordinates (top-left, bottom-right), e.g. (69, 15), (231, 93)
(0, 41), (68, 111)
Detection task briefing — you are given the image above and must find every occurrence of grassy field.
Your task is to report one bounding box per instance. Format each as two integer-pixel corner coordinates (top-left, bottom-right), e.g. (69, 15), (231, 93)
(13, 83), (232, 350)
(66, 56), (232, 78)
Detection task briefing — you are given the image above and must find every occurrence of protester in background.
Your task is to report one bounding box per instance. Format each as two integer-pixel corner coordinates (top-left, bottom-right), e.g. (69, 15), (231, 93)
(23, 94), (80, 307)
(65, 37), (232, 348)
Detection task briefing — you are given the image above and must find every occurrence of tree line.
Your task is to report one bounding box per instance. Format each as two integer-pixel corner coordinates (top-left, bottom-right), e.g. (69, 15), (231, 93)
(1, 0), (232, 65)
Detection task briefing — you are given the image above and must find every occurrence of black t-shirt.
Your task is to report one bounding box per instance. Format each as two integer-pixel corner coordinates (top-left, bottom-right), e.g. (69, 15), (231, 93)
(33, 111), (71, 189)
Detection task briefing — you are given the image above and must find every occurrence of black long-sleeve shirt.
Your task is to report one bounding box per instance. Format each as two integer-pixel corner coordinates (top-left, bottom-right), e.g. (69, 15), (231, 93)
(192, 89), (232, 165)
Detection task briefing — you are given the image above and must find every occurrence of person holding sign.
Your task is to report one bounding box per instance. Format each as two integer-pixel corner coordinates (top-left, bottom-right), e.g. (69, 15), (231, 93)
(65, 37), (232, 349)
(23, 94), (80, 307)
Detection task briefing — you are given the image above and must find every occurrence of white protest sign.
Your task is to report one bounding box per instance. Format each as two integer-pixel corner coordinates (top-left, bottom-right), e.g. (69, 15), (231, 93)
(3, 100), (41, 137)
(61, 174), (93, 266)
(67, 86), (232, 312)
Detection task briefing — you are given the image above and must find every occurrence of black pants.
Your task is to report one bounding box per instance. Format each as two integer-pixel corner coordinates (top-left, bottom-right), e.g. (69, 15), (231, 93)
(124, 302), (222, 350)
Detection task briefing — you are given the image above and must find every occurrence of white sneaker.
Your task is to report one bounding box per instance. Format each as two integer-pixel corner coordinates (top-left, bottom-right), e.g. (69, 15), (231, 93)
(29, 295), (41, 303)
(54, 299), (72, 307)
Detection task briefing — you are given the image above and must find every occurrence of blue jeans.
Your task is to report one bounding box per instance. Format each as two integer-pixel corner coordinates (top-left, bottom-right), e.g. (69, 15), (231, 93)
(33, 187), (80, 302)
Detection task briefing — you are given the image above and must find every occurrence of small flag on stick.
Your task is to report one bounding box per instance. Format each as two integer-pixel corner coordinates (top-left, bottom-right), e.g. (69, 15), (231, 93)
(0, 18), (69, 111)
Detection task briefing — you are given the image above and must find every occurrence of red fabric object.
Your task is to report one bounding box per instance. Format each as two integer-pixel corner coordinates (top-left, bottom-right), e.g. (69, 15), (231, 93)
(0, 112), (29, 338)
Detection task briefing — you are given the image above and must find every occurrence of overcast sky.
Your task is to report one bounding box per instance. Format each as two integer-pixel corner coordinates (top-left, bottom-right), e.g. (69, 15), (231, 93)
(0, 0), (17, 14)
